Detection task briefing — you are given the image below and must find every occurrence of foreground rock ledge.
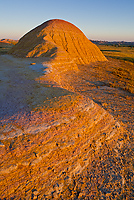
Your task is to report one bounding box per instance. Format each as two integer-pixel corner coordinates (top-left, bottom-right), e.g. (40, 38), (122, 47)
(0, 91), (128, 199)
(0, 55), (131, 198)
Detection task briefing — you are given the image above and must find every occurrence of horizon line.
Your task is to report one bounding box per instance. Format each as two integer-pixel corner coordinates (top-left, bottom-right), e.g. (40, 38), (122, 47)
(0, 38), (134, 43)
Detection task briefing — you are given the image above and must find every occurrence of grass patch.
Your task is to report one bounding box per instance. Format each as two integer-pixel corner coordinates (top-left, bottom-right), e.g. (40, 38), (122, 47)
(96, 44), (134, 93)
(112, 66), (134, 93)
(98, 45), (134, 64)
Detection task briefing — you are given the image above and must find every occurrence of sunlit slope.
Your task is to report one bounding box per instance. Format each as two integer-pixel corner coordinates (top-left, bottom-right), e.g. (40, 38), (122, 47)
(0, 54), (132, 199)
(0, 93), (126, 199)
(9, 19), (107, 64)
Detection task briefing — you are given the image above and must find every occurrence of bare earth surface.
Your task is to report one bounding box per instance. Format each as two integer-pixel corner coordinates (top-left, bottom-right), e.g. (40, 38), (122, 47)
(60, 59), (134, 134)
(0, 55), (133, 199)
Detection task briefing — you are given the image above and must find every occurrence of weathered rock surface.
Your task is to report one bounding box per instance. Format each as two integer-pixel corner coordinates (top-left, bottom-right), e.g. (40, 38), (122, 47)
(0, 20), (133, 199)
(0, 92), (127, 199)
(0, 54), (133, 199)
(9, 19), (107, 64)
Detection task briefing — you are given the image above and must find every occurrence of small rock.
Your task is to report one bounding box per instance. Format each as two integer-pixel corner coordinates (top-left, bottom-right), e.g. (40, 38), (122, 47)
(0, 142), (5, 147)
(33, 190), (39, 196)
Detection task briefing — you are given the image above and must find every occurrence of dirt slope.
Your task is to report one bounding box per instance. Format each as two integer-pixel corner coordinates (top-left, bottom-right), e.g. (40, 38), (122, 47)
(9, 19), (107, 64)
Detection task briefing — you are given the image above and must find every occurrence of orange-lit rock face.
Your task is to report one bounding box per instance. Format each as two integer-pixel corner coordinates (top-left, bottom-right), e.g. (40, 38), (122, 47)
(9, 19), (107, 64)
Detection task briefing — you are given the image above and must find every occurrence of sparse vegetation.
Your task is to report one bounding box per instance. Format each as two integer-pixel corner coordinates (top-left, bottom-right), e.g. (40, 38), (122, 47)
(98, 45), (134, 63)
(112, 66), (134, 93)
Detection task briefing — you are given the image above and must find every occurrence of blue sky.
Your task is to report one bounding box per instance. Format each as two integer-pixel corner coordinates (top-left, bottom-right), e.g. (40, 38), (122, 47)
(0, 0), (134, 41)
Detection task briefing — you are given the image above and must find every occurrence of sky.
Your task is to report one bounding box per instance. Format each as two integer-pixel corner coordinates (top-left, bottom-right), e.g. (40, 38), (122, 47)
(0, 0), (134, 42)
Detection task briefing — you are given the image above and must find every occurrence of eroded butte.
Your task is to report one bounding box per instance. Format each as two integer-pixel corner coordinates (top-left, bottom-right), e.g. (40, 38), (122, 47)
(0, 19), (133, 199)
(9, 19), (106, 64)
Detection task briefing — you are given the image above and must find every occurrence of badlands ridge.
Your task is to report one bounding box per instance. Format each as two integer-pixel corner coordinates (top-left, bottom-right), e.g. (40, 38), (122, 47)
(0, 19), (133, 199)
(9, 19), (106, 64)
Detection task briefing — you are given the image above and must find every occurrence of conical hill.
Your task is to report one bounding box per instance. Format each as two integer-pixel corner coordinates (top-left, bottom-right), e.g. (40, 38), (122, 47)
(9, 19), (107, 64)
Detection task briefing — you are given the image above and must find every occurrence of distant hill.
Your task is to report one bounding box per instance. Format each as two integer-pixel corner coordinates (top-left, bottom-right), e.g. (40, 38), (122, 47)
(91, 40), (134, 47)
(0, 39), (18, 45)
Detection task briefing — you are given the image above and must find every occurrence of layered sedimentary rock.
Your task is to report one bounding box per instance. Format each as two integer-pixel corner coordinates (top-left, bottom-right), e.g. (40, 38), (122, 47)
(0, 20), (133, 199)
(0, 55), (131, 199)
(0, 93), (126, 199)
(9, 19), (107, 64)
